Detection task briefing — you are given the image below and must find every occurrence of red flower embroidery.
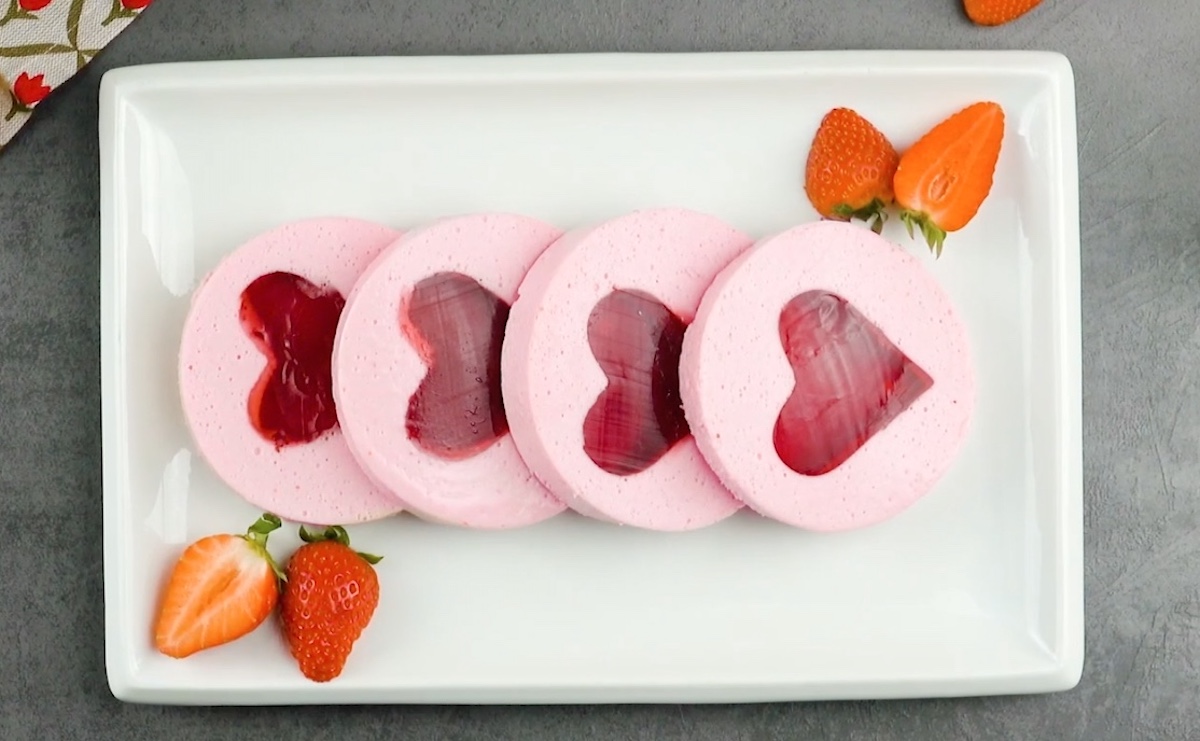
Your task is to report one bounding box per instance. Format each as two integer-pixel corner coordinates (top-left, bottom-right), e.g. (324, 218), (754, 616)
(12, 73), (52, 107)
(121, 0), (152, 9)
(18, 0), (53, 10)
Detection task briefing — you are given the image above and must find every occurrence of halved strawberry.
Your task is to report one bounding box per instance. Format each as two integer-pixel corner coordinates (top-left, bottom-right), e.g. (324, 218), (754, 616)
(893, 101), (1005, 257)
(153, 513), (285, 659)
(804, 107), (899, 234)
(963, 0), (1043, 26)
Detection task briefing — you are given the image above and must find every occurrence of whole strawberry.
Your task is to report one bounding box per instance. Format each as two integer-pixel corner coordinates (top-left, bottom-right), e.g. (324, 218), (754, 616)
(279, 525), (382, 682)
(804, 107), (899, 234)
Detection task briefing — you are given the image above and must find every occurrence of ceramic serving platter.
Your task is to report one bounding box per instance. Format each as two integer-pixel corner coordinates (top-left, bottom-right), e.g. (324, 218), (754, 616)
(99, 50), (1082, 705)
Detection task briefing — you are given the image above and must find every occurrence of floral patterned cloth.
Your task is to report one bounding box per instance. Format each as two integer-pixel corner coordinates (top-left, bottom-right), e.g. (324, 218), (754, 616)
(0, 0), (151, 151)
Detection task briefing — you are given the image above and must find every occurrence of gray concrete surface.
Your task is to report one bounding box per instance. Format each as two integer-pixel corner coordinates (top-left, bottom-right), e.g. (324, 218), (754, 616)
(0, 0), (1192, 738)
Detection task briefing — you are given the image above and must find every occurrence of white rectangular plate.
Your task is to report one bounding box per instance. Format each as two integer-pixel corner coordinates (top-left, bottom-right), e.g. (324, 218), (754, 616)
(100, 50), (1082, 705)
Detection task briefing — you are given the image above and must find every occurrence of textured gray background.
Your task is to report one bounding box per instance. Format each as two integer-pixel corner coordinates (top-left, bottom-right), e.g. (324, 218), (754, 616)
(0, 0), (1190, 738)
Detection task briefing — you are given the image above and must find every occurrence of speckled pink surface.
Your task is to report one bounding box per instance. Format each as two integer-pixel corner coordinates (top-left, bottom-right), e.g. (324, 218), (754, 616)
(333, 213), (567, 529)
(679, 221), (976, 531)
(178, 217), (405, 526)
(502, 207), (752, 531)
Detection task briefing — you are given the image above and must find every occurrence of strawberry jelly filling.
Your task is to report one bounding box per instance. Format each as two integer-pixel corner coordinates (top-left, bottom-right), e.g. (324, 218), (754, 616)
(402, 271), (511, 460)
(774, 290), (933, 476)
(240, 271), (346, 449)
(583, 289), (690, 476)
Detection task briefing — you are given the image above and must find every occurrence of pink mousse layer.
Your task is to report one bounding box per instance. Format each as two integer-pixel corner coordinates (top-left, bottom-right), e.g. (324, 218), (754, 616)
(178, 217), (404, 526)
(679, 221), (975, 531)
(333, 213), (567, 529)
(502, 207), (752, 531)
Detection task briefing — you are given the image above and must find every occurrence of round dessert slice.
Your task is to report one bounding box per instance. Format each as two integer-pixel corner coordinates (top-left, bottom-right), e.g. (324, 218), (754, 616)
(333, 213), (567, 529)
(502, 207), (753, 531)
(679, 220), (975, 531)
(178, 217), (405, 526)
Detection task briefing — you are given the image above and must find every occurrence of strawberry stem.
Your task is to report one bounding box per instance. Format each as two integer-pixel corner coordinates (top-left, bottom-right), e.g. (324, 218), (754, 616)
(242, 513), (286, 582)
(247, 513), (282, 538)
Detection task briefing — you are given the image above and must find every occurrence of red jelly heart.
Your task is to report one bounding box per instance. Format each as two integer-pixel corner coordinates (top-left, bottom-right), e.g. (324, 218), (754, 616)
(403, 272), (510, 460)
(240, 271), (346, 449)
(583, 289), (690, 476)
(774, 290), (933, 476)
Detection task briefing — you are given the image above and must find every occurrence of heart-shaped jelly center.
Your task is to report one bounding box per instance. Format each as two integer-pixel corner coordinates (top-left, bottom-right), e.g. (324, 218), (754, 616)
(583, 289), (690, 476)
(240, 271), (346, 449)
(402, 272), (511, 460)
(774, 290), (933, 476)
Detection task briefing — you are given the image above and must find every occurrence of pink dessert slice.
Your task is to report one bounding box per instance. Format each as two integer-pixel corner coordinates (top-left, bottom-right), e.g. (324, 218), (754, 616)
(679, 220), (976, 531)
(502, 207), (753, 531)
(178, 217), (405, 526)
(333, 213), (567, 529)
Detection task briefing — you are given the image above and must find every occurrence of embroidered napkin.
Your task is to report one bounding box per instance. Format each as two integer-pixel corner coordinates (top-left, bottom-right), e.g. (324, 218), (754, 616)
(0, 0), (151, 151)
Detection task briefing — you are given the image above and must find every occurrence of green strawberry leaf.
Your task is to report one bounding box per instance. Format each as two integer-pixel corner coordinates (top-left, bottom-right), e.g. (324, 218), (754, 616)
(832, 198), (890, 234)
(356, 551), (384, 565)
(297, 524), (381, 564)
(299, 524), (351, 547)
(898, 209), (947, 258)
